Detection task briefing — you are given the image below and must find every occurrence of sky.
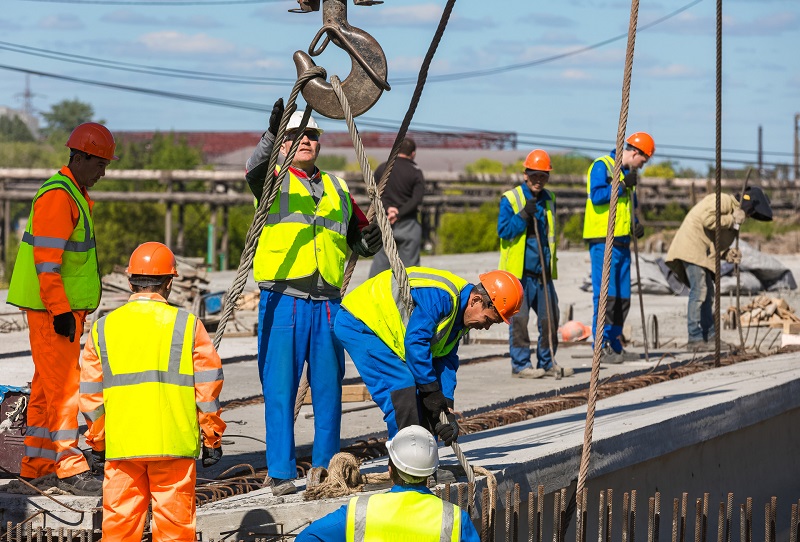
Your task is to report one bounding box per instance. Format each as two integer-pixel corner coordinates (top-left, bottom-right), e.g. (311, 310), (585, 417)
(1, 0), (798, 173)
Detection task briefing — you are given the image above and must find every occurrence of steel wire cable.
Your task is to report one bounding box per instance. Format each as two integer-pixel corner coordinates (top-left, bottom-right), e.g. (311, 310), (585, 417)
(713, 0), (723, 367)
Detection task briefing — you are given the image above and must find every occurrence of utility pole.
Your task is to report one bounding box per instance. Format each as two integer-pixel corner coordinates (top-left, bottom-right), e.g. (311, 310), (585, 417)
(757, 125), (763, 180)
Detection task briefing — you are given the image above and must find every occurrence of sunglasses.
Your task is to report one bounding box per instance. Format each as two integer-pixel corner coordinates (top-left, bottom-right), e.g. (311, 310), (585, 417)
(284, 130), (320, 142)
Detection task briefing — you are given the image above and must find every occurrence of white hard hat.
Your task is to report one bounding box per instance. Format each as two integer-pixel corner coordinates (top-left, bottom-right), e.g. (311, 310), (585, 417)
(287, 110), (323, 134)
(386, 425), (439, 479)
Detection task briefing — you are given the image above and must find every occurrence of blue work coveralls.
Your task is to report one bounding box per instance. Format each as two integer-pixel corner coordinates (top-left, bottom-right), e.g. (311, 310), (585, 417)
(587, 149), (638, 353)
(497, 185), (559, 373)
(296, 485), (480, 542)
(334, 284), (472, 438)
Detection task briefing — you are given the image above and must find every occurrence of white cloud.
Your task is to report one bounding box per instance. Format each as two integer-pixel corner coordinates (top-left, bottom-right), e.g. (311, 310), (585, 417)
(560, 69), (592, 80)
(389, 55), (450, 74)
(38, 15), (83, 30)
(523, 13), (577, 28)
(137, 31), (236, 55)
(102, 10), (158, 25)
(643, 64), (701, 78)
(102, 10), (221, 29)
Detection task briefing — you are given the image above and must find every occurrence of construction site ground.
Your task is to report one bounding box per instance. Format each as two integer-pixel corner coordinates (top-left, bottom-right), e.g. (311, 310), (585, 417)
(2, 249), (800, 481)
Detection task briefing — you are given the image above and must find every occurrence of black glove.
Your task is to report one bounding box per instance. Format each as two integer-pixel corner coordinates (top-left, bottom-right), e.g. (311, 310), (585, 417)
(419, 389), (448, 420)
(91, 449), (105, 473)
(523, 198), (537, 216)
(434, 411), (460, 446)
(633, 222), (645, 239)
(360, 221), (383, 254)
(268, 98), (285, 137)
(202, 445), (223, 468)
(53, 312), (76, 342)
(623, 169), (638, 189)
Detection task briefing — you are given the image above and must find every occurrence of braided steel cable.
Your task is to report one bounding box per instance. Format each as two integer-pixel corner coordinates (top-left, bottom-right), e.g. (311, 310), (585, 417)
(577, 0), (641, 496)
(713, 0), (723, 367)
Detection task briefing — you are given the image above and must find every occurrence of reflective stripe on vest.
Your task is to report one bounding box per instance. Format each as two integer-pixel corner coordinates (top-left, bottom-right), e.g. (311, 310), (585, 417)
(253, 168), (352, 287)
(341, 267), (470, 361)
(582, 155), (633, 239)
(7, 173), (101, 310)
(345, 492), (461, 542)
(498, 186), (558, 280)
(92, 299), (200, 460)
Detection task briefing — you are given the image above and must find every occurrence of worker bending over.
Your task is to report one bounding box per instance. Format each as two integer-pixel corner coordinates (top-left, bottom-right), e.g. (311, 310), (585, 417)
(296, 425), (480, 541)
(665, 187), (773, 350)
(244, 99), (382, 496)
(498, 149), (573, 379)
(335, 267), (522, 443)
(583, 132), (654, 364)
(79, 242), (225, 542)
(7, 123), (117, 496)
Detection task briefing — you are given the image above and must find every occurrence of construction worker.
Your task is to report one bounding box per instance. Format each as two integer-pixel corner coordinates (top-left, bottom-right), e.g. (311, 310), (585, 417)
(244, 99), (383, 496)
(6, 122), (117, 495)
(335, 267), (523, 442)
(79, 242), (226, 542)
(583, 132), (654, 364)
(296, 425), (480, 542)
(665, 187), (773, 350)
(498, 149), (573, 379)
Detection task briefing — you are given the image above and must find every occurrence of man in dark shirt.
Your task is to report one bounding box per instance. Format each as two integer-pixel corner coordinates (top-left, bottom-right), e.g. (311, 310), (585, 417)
(369, 138), (426, 278)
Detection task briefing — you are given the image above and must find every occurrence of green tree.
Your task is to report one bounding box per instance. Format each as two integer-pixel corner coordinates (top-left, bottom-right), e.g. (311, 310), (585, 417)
(41, 99), (97, 137)
(550, 153), (594, 174)
(643, 160), (677, 178)
(0, 115), (34, 142)
(437, 202), (500, 253)
(316, 155), (347, 171)
(0, 142), (63, 168)
(465, 158), (504, 174)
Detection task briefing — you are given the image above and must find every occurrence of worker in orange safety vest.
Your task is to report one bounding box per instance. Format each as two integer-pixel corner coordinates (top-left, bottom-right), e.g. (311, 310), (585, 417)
(79, 242), (226, 542)
(6, 122), (117, 495)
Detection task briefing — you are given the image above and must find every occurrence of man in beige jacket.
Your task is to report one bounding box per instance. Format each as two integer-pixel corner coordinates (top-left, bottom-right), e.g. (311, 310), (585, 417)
(665, 187), (772, 350)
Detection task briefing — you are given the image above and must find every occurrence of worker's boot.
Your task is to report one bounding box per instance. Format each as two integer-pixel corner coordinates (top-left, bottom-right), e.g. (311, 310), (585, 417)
(543, 364), (575, 378)
(57, 471), (102, 496)
(269, 477), (297, 497)
(512, 367), (546, 379)
(598, 345), (623, 364)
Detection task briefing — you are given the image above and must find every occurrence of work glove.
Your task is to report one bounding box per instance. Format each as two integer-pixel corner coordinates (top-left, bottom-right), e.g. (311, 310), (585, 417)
(623, 170), (638, 189)
(732, 208), (746, 227)
(633, 222), (645, 239)
(202, 445), (223, 468)
(725, 247), (742, 265)
(522, 198), (538, 218)
(268, 98), (285, 137)
(53, 312), (76, 342)
(434, 411), (460, 446)
(419, 389), (449, 420)
(360, 221), (383, 254)
(90, 449), (105, 474)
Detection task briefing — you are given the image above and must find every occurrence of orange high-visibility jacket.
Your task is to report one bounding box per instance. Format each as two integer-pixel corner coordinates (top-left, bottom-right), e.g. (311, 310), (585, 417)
(79, 292), (226, 454)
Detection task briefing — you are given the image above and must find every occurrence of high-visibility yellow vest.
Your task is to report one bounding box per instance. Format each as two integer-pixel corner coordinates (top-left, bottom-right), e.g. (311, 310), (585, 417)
(91, 299), (200, 460)
(7, 172), (100, 311)
(582, 155), (633, 239)
(498, 186), (558, 280)
(341, 267), (469, 361)
(253, 168), (352, 288)
(345, 491), (461, 542)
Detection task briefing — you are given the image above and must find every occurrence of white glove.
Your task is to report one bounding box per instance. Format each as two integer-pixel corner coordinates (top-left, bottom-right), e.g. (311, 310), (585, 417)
(725, 247), (742, 265)
(732, 208), (746, 230)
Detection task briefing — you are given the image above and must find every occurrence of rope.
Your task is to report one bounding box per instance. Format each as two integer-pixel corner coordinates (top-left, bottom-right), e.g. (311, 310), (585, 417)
(713, 0), (723, 367)
(212, 67), (325, 351)
(577, 0), (641, 497)
(734, 168), (753, 351)
(630, 198), (650, 361)
(530, 217), (557, 371)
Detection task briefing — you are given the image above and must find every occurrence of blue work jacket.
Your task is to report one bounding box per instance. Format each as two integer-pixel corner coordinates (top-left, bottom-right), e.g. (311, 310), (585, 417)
(497, 183), (554, 276)
(588, 149), (639, 244)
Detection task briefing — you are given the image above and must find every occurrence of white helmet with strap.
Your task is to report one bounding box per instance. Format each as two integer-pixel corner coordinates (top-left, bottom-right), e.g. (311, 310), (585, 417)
(386, 425), (439, 482)
(287, 110), (324, 134)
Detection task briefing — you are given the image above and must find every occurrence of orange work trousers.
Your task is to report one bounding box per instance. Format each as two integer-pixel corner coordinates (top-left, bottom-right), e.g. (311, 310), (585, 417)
(103, 458), (197, 542)
(21, 310), (89, 479)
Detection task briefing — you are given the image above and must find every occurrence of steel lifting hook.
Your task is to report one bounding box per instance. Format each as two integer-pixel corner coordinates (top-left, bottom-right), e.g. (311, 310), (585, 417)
(292, 0), (390, 119)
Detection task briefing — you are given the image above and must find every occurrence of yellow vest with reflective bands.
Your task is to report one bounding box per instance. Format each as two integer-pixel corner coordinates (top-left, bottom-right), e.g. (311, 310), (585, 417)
(341, 267), (469, 361)
(91, 299), (200, 460)
(582, 155), (633, 239)
(498, 186), (558, 280)
(253, 168), (352, 288)
(7, 172), (101, 310)
(345, 491), (461, 542)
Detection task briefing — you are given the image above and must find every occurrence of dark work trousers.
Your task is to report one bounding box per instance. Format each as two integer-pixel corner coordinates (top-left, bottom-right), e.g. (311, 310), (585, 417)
(508, 274), (559, 373)
(368, 217), (422, 278)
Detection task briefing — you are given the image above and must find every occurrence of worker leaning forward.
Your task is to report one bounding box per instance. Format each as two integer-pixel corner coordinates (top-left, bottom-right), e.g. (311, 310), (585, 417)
(335, 267), (522, 445)
(296, 425), (480, 542)
(498, 149), (574, 380)
(6, 122), (118, 496)
(79, 242), (226, 542)
(244, 99), (383, 496)
(666, 187), (773, 351)
(583, 132), (654, 364)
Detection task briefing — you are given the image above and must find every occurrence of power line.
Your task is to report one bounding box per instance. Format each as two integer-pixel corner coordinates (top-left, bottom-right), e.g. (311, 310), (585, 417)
(391, 0), (704, 85)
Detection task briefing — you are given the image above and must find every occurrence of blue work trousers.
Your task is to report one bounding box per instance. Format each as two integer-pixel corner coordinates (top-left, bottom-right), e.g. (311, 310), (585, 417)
(509, 275), (559, 372)
(335, 309), (442, 438)
(589, 242), (631, 352)
(257, 290), (345, 480)
(685, 263), (715, 342)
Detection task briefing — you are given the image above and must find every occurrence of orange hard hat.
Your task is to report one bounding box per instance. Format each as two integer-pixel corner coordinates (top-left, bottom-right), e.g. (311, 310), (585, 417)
(558, 320), (592, 342)
(625, 132), (655, 158)
(65, 122), (119, 161)
(478, 270), (524, 323)
(523, 149), (553, 172)
(126, 242), (178, 276)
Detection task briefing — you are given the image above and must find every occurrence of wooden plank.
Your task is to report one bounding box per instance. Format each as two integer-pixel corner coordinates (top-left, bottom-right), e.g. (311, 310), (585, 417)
(303, 384), (371, 405)
(783, 322), (800, 334)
